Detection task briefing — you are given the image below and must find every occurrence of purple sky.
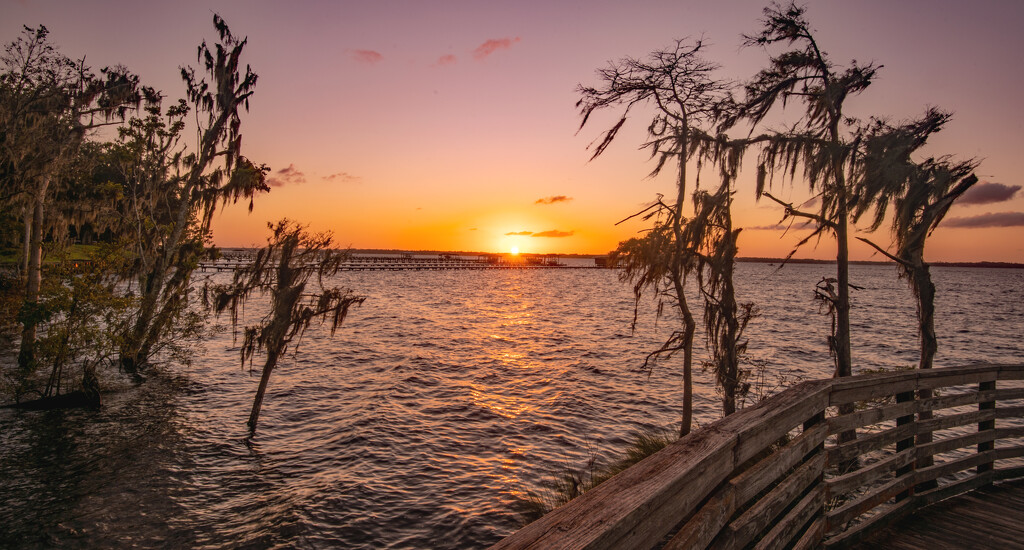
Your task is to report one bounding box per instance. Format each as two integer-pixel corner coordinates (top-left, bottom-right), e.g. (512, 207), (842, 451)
(3, 0), (1022, 260)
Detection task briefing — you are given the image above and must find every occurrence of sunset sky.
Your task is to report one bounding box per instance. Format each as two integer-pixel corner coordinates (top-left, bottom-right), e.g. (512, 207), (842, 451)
(3, 0), (1022, 261)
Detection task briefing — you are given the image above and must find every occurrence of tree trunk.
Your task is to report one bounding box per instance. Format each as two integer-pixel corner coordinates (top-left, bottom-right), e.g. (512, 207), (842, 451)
(18, 177), (48, 372)
(913, 257), (937, 488)
(247, 349), (280, 434)
(120, 195), (192, 374)
(914, 263), (937, 371)
(674, 130), (694, 437)
(121, 271), (162, 374)
(833, 147), (857, 447)
(721, 262), (740, 417)
(21, 205), (31, 277)
(680, 300), (695, 437)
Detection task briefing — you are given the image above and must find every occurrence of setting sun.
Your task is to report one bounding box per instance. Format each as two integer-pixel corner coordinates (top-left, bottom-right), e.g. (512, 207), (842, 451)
(510, 246), (519, 255)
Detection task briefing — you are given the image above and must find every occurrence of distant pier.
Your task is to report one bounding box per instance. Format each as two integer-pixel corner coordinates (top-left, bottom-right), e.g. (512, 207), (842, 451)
(199, 253), (607, 272)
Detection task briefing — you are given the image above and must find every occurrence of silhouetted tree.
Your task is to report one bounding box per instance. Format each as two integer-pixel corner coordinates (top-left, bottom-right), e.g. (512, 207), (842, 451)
(685, 183), (757, 414)
(579, 39), (765, 428)
(580, 39), (734, 435)
(853, 108), (979, 372)
(212, 219), (364, 434)
(730, 3), (879, 392)
(117, 15), (268, 375)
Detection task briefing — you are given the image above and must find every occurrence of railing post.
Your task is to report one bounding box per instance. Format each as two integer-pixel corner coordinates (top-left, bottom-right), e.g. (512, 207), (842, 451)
(895, 390), (916, 501)
(978, 379), (996, 477)
(915, 386), (937, 492)
(804, 408), (827, 545)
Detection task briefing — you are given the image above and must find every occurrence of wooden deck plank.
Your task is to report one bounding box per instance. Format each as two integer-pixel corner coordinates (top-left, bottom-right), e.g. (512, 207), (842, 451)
(854, 479), (1024, 549)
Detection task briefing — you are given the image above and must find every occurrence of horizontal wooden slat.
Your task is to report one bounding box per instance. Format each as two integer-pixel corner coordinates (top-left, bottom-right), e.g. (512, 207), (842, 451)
(752, 485), (825, 550)
(826, 388), (1021, 435)
(732, 423), (828, 505)
(829, 365), (1001, 406)
(994, 387), (1024, 402)
(916, 408), (997, 434)
(995, 445), (1024, 461)
(996, 364), (1024, 380)
(996, 426), (1024, 439)
(826, 473), (914, 529)
(916, 429), (997, 461)
(822, 499), (914, 550)
(792, 516), (825, 550)
(996, 406), (1024, 420)
(995, 466), (1024, 480)
(827, 400), (918, 436)
(826, 448), (915, 498)
(913, 470), (994, 508)
(827, 423), (915, 466)
(915, 451), (994, 486)
(717, 453), (824, 549)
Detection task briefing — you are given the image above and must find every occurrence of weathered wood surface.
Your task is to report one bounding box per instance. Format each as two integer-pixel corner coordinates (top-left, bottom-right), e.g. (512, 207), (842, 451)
(491, 364), (1024, 550)
(853, 478), (1024, 549)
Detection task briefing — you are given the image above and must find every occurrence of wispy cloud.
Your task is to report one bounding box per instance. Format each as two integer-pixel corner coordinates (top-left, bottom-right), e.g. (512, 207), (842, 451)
(943, 212), (1024, 228)
(959, 182), (1020, 206)
(436, 54), (457, 66)
(325, 172), (360, 184)
(473, 37), (521, 60)
(350, 49), (383, 65)
(535, 195), (573, 205)
(267, 164), (306, 187)
(505, 231), (533, 236)
(532, 230), (574, 238)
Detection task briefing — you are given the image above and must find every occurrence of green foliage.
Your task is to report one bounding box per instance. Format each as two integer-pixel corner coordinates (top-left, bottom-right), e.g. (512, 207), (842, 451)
(2, 244), (132, 402)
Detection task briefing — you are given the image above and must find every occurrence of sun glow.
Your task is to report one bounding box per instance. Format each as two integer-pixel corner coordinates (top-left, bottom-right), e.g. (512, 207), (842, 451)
(510, 246), (519, 255)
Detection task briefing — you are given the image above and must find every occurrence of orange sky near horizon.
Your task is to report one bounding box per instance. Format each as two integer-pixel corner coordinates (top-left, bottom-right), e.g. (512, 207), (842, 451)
(3, 0), (1022, 261)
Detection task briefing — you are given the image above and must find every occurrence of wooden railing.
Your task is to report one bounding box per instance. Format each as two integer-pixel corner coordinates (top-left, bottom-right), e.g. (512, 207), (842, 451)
(492, 363), (1024, 549)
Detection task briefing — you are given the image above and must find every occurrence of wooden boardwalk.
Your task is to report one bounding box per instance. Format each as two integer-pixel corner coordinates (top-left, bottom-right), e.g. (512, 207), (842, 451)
(855, 478), (1024, 549)
(491, 364), (1024, 550)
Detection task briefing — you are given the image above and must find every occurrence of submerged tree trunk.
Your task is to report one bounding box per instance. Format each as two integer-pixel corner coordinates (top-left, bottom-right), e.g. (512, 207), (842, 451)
(120, 197), (191, 374)
(247, 349), (280, 434)
(121, 266), (166, 374)
(21, 205), (31, 277)
(247, 281), (303, 435)
(18, 176), (49, 372)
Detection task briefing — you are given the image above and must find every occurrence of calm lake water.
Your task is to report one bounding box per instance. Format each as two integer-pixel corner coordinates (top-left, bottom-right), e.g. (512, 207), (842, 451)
(1, 263), (1021, 549)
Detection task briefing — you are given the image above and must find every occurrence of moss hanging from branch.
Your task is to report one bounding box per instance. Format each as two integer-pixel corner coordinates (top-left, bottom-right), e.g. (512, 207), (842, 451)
(210, 219), (364, 434)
